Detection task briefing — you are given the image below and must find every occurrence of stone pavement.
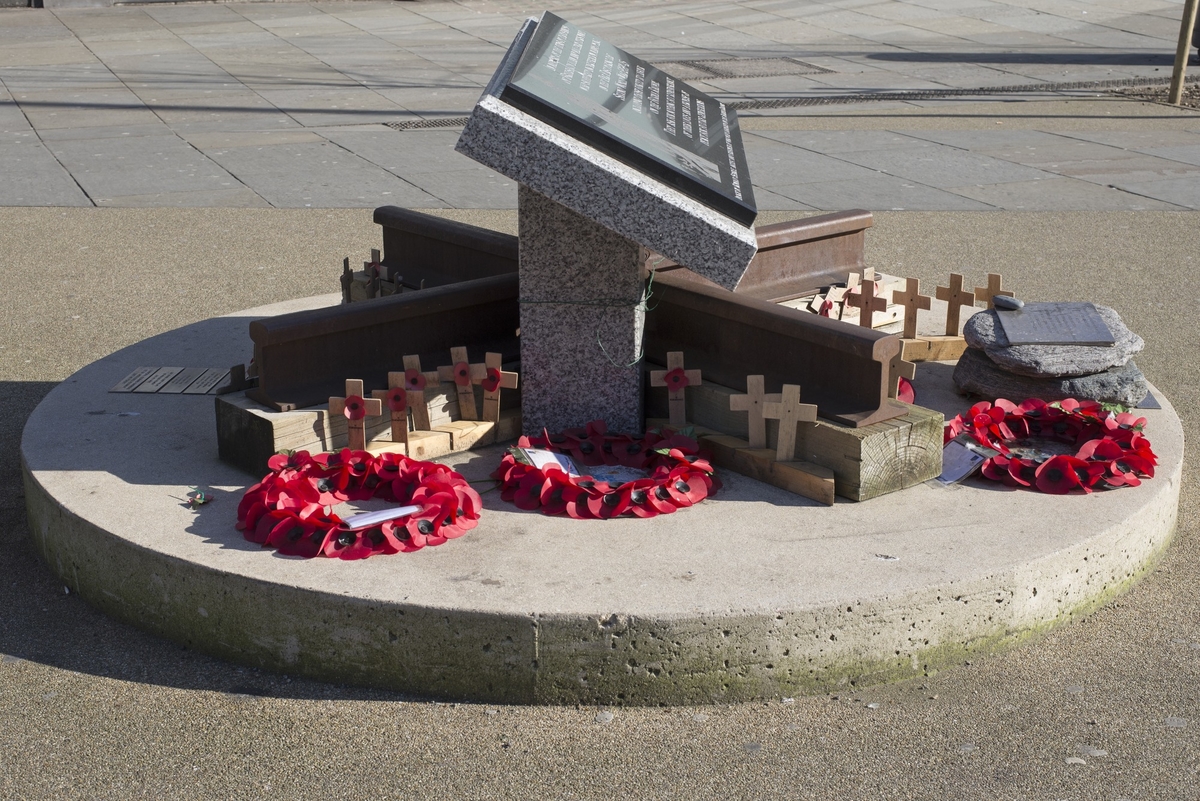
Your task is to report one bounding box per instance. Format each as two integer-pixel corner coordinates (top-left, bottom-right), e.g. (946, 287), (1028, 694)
(2, 0), (1200, 210)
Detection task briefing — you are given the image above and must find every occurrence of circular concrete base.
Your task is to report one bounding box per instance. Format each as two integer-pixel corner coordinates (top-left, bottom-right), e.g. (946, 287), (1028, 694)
(22, 294), (1183, 705)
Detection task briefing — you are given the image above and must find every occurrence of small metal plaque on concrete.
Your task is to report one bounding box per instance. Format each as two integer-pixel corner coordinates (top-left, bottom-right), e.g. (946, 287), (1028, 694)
(996, 302), (1115, 346)
(159, 367), (208, 394)
(183, 368), (230, 395)
(110, 366), (158, 393)
(134, 367), (184, 393)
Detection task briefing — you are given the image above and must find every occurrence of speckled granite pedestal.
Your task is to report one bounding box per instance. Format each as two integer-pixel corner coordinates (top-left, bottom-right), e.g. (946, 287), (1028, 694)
(21, 294), (1184, 706)
(518, 185), (648, 433)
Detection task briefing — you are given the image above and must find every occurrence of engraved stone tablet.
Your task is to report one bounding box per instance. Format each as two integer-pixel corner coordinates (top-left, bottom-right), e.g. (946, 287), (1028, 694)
(183, 368), (229, 395)
(134, 367), (184, 393)
(996, 302), (1115, 347)
(110, 366), (158, 393)
(159, 367), (208, 394)
(500, 12), (756, 225)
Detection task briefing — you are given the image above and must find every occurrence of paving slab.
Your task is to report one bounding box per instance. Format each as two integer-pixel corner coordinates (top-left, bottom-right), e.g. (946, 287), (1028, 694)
(0, 141), (93, 205)
(946, 176), (1185, 210)
(46, 134), (242, 200)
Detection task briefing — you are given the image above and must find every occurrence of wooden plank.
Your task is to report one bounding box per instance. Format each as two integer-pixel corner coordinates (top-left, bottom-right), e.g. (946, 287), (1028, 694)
(433, 420), (496, 450)
(727, 448), (836, 507)
(915, 335), (967, 362)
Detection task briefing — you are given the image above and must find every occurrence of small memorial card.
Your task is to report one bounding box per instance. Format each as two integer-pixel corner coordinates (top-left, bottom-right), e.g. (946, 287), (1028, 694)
(936, 435), (1001, 486)
(518, 448), (581, 476)
(995, 302), (1115, 346)
(585, 464), (650, 486)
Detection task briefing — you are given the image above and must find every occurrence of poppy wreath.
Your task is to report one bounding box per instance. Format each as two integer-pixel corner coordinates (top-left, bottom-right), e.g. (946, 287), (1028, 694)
(236, 449), (482, 559)
(492, 420), (720, 518)
(943, 397), (1158, 494)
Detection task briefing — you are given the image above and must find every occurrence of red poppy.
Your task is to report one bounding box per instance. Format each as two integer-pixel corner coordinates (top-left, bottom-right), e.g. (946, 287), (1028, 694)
(342, 395), (368, 421)
(481, 367), (502, 393)
(818, 298), (834, 317)
(267, 450), (314, 480)
(540, 470), (586, 516)
(663, 367), (690, 392)
(897, 376), (915, 405)
(453, 361), (471, 387)
(1034, 454), (1087, 494)
(512, 472), (548, 511)
(404, 368), (426, 391)
(586, 483), (633, 518)
(385, 386), (407, 413)
(1006, 457), (1038, 487)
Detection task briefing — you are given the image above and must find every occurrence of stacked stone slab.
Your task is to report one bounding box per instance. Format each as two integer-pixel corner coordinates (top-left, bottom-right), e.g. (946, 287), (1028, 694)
(953, 304), (1149, 406)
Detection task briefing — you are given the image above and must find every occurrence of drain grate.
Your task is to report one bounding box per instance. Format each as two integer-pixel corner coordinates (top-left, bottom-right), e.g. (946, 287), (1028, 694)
(386, 116), (471, 131)
(652, 57), (833, 80)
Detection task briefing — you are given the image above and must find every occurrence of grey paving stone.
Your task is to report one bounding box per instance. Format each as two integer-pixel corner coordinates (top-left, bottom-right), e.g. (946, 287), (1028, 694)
(11, 87), (161, 131)
(947, 177), (1184, 210)
(200, 141), (442, 207)
(1045, 154), (1200, 185)
(751, 128), (937, 154)
(250, 87), (405, 127)
(771, 175), (995, 210)
(0, 142), (93, 206)
(45, 134), (241, 199)
(0, 64), (123, 92)
(835, 145), (1055, 187)
(1110, 176), (1200, 209)
(401, 169), (517, 208)
(1139, 145), (1200, 168)
(743, 140), (900, 185)
(94, 187), (269, 208)
(37, 122), (176, 142)
(314, 127), (477, 175)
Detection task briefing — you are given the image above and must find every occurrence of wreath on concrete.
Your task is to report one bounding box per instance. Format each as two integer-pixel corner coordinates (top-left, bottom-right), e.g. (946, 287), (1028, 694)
(236, 449), (482, 559)
(492, 420), (720, 518)
(944, 398), (1157, 493)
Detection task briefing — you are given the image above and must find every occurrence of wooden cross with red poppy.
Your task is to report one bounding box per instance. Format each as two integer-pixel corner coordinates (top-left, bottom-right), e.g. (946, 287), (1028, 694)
(729, 375), (781, 449)
(761, 384), (818, 462)
(973, 272), (1013, 310)
(649, 351), (701, 428)
(401, 354), (441, 431)
(892, 277), (932, 340)
(935, 272), (978, 336)
(845, 275), (887, 328)
(437, 347), (487, 421)
(888, 350), (917, 401)
(329, 378), (382, 451)
(480, 352), (518, 424)
(370, 371), (409, 447)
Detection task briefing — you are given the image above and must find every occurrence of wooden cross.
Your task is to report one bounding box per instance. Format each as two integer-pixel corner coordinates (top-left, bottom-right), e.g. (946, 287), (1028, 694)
(401, 354), (441, 431)
(888, 351), (917, 400)
(480, 352), (518, 424)
(649, 351), (702, 428)
(437, 347), (487, 421)
(845, 276), (887, 328)
(329, 378), (382, 451)
(761, 384), (818, 462)
(973, 273), (1013, 310)
(892, 277), (932, 340)
(935, 273), (977, 336)
(371, 372), (409, 447)
(729, 375), (781, 449)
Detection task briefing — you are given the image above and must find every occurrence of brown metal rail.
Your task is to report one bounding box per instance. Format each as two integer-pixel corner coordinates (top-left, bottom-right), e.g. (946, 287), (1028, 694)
(246, 208), (899, 426)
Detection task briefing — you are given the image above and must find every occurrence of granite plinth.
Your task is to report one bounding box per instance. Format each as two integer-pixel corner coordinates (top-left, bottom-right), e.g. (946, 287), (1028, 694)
(953, 347), (1150, 407)
(964, 305), (1144, 377)
(455, 93), (757, 292)
(21, 296), (1182, 705)
(518, 184), (646, 434)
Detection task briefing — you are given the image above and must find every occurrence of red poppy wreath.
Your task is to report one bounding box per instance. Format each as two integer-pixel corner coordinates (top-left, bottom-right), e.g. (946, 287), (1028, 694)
(944, 397), (1157, 494)
(492, 420), (720, 518)
(236, 449), (482, 559)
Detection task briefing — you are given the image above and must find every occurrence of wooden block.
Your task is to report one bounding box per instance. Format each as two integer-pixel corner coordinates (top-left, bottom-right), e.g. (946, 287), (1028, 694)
(915, 335), (967, 362)
(694, 432), (751, 468)
(434, 420), (496, 450)
(901, 338), (932, 362)
(403, 429), (452, 460)
(772, 460), (836, 506)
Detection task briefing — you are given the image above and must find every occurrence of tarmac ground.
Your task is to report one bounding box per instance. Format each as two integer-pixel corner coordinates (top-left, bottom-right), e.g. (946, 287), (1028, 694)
(2, 0), (1200, 799)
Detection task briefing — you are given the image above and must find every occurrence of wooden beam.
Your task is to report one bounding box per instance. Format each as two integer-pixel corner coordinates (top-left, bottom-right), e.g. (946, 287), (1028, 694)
(1170, 0), (1200, 105)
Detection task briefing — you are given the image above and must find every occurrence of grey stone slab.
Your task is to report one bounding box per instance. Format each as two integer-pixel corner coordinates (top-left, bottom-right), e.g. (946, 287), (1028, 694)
(836, 145), (1055, 187)
(181, 129), (325, 150)
(249, 87), (405, 127)
(517, 184), (645, 434)
(315, 127), (479, 174)
(1045, 154), (1200, 185)
(0, 142), (92, 206)
(12, 87), (161, 130)
(401, 168), (517, 208)
(201, 141), (442, 208)
(751, 128), (937, 154)
(743, 140), (898, 186)
(94, 187), (269, 208)
(36, 122), (176, 142)
(1140, 144), (1200, 168)
(45, 134), (241, 200)
(772, 175), (996, 211)
(947, 176), (1183, 210)
(1110, 176), (1200, 209)
(131, 89), (290, 126)
(0, 41), (97, 68)
(457, 94), (757, 291)
(0, 63), (123, 91)
(965, 304), (1143, 376)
